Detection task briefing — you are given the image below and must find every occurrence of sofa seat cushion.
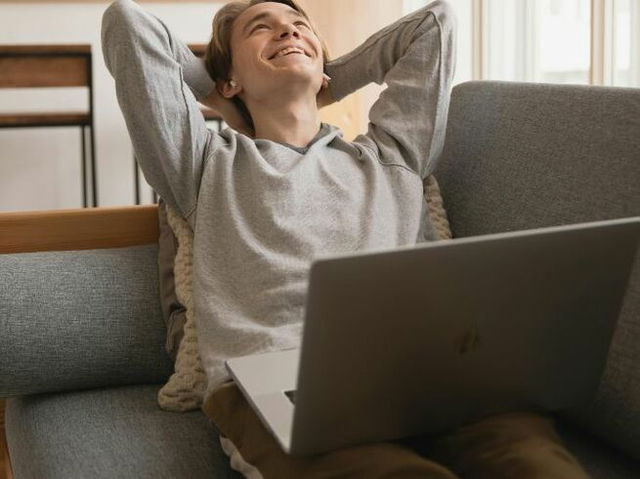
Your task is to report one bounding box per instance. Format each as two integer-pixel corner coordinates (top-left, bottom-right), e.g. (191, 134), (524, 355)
(5, 384), (639, 479)
(5, 384), (241, 479)
(556, 419), (640, 479)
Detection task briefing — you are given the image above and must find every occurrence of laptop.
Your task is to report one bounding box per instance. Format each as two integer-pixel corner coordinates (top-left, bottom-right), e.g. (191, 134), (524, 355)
(226, 216), (640, 456)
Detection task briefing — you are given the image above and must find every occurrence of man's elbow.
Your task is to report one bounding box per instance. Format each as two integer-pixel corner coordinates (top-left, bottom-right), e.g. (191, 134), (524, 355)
(101, 0), (138, 70)
(103, 0), (128, 28)
(101, 0), (141, 43)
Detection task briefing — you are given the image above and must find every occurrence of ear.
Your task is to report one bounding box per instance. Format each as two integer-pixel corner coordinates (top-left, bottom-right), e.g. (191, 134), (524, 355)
(219, 78), (242, 99)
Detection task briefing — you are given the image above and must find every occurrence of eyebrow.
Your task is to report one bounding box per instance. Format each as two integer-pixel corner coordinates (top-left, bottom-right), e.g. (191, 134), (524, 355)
(242, 9), (306, 35)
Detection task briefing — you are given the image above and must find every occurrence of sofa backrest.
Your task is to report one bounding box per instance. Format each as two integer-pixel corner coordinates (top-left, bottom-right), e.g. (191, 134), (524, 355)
(436, 81), (639, 236)
(436, 81), (640, 460)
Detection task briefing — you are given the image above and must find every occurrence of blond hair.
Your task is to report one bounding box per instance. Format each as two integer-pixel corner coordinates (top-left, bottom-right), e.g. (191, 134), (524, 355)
(205, 0), (330, 129)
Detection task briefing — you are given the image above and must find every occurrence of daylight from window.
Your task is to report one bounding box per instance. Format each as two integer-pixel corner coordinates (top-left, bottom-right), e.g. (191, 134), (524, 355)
(404, 0), (640, 87)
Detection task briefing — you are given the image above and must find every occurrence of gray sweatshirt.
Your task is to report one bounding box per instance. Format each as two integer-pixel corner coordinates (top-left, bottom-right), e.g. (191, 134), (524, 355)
(102, 0), (455, 402)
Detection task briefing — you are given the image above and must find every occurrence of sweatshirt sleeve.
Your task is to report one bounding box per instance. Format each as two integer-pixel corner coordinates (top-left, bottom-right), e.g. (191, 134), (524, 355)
(101, 0), (218, 219)
(325, 0), (456, 179)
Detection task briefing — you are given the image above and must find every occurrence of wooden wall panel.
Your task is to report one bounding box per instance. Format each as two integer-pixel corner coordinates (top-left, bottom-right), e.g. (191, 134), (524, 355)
(299, 0), (404, 138)
(299, 0), (403, 58)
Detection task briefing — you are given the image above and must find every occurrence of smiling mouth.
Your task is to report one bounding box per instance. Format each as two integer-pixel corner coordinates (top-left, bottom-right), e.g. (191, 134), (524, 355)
(268, 47), (310, 61)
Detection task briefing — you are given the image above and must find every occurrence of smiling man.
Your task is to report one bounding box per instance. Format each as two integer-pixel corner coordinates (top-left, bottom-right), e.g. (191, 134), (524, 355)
(204, 1), (332, 146)
(101, 1), (590, 478)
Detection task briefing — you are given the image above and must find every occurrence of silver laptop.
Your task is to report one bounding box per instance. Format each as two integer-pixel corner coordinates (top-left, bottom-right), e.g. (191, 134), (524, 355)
(226, 217), (640, 456)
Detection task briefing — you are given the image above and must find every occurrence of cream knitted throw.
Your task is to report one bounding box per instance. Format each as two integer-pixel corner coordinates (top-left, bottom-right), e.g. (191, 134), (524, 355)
(425, 175), (453, 240)
(157, 204), (207, 412)
(157, 175), (452, 412)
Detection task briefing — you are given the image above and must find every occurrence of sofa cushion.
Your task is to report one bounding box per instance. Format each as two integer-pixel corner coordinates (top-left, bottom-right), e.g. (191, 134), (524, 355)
(157, 203), (207, 412)
(0, 245), (173, 397)
(436, 81), (640, 238)
(5, 384), (242, 479)
(436, 81), (640, 460)
(5, 385), (638, 479)
(158, 197), (187, 362)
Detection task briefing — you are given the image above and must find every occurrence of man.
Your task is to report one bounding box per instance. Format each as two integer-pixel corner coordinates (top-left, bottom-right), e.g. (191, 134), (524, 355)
(102, 1), (590, 477)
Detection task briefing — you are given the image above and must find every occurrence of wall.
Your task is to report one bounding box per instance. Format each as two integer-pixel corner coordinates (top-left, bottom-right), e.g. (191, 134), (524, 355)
(0, 2), (221, 212)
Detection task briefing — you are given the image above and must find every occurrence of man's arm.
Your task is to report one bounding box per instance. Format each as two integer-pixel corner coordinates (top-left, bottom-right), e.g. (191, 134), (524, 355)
(325, 0), (456, 179)
(102, 0), (217, 220)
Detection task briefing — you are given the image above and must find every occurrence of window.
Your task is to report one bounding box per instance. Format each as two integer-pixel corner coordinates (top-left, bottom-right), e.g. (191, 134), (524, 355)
(404, 0), (640, 87)
(487, 0), (591, 84)
(613, 0), (640, 86)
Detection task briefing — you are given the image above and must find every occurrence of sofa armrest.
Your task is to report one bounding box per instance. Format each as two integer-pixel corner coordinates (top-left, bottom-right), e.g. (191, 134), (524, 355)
(0, 244), (174, 397)
(0, 205), (159, 254)
(0, 206), (172, 397)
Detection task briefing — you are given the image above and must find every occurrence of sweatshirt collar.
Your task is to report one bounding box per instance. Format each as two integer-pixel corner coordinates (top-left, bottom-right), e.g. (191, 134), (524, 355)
(255, 123), (342, 154)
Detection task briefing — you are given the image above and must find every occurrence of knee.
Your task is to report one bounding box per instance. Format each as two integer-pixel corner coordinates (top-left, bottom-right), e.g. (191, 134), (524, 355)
(434, 413), (562, 459)
(324, 443), (459, 479)
(495, 436), (588, 478)
(476, 412), (560, 442)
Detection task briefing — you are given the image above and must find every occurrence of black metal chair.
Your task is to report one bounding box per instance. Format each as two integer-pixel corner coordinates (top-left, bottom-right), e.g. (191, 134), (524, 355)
(0, 44), (97, 208)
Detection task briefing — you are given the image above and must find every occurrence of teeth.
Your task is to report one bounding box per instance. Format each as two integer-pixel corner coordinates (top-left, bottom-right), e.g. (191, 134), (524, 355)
(274, 47), (305, 58)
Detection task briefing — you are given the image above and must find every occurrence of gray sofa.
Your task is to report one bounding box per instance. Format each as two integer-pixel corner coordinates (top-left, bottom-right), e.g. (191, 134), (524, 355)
(2, 81), (639, 478)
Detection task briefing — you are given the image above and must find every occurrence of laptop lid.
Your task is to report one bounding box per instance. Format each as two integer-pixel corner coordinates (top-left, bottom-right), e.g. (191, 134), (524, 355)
(289, 217), (639, 455)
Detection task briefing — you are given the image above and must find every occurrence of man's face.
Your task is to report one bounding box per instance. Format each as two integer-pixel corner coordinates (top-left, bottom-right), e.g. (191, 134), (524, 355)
(226, 2), (325, 101)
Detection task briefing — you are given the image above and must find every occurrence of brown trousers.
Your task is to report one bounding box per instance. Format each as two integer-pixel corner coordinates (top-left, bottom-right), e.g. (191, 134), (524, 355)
(202, 382), (591, 479)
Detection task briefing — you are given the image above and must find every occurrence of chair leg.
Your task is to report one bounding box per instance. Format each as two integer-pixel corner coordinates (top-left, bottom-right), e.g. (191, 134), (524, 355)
(133, 154), (157, 205)
(89, 124), (98, 207)
(133, 156), (140, 205)
(81, 126), (87, 208)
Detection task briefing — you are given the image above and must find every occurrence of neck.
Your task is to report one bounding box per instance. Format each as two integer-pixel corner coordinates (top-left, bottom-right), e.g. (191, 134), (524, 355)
(248, 93), (321, 148)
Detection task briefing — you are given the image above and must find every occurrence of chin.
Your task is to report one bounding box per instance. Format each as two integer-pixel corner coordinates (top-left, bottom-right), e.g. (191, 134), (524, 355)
(271, 66), (319, 84)
(251, 62), (322, 93)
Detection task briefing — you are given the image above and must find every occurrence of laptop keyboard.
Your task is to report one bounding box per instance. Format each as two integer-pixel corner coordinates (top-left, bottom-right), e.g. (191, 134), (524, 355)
(285, 390), (296, 404)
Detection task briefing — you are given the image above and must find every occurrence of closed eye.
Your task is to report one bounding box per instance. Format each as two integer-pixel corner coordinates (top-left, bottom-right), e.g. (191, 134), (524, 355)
(251, 24), (270, 33)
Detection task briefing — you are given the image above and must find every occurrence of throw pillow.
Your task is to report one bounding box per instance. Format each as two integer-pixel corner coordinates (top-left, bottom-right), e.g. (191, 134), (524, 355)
(156, 175), (453, 412)
(157, 202), (207, 412)
(424, 174), (453, 240)
(157, 198), (186, 361)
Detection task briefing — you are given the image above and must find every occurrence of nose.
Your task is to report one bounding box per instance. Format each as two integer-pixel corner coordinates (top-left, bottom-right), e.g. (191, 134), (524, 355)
(278, 23), (301, 39)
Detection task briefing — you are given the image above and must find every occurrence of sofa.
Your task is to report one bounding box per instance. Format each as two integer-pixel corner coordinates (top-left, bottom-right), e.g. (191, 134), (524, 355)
(1, 81), (639, 478)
